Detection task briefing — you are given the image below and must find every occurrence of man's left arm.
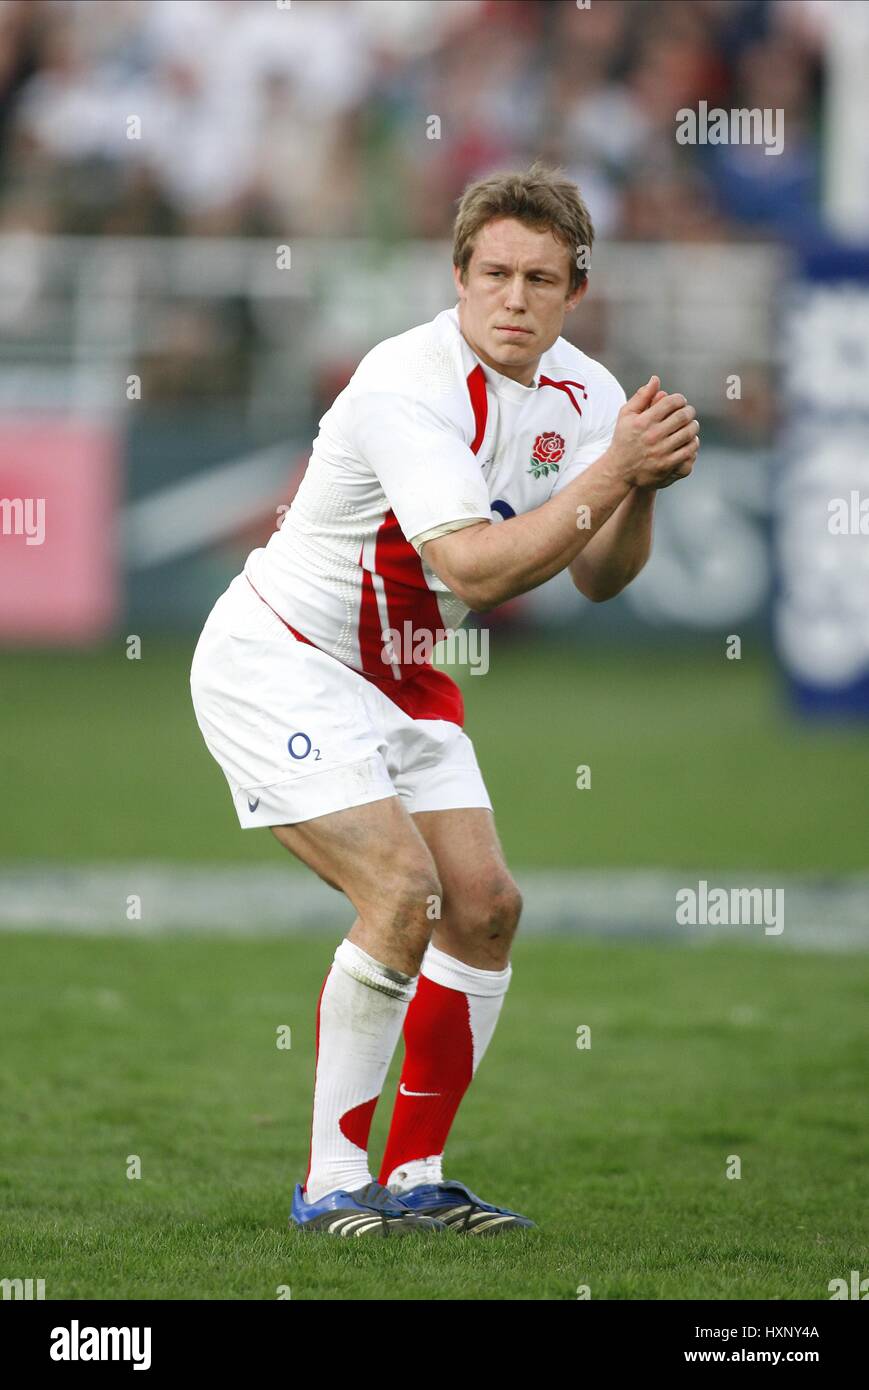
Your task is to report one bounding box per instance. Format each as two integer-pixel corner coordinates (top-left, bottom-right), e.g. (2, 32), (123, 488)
(566, 385), (698, 602)
(568, 485), (656, 602)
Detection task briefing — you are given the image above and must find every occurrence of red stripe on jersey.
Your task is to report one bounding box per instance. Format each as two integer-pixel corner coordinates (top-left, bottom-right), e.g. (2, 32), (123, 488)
(346, 364), (488, 722)
(538, 375), (587, 417)
(247, 568), (465, 727)
(373, 509), (444, 639)
(357, 511), (443, 678)
(357, 510), (465, 726)
(358, 658), (463, 725)
(351, 364), (487, 712)
(467, 363), (488, 453)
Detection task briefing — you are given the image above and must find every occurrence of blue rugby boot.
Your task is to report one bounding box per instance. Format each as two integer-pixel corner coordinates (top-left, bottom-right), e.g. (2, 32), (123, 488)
(393, 1179), (535, 1234)
(290, 1180), (446, 1236)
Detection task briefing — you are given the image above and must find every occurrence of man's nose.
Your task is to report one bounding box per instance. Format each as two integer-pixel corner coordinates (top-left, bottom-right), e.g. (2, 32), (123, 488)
(503, 275), (527, 310)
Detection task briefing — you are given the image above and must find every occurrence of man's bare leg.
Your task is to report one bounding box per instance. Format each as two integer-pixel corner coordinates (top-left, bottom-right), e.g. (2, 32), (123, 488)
(272, 792), (441, 973)
(412, 807), (521, 969)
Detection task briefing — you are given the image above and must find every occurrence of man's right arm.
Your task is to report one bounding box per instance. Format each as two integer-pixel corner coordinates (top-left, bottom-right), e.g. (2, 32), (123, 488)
(422, 376), (699, 611)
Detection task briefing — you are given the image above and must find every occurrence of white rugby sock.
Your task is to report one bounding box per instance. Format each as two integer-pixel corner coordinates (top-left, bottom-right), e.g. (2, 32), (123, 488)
(304, 938), (417, 1205)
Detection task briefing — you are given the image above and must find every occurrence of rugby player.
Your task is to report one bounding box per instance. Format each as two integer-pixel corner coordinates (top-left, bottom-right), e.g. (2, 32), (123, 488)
(190, 164), (700, 1237)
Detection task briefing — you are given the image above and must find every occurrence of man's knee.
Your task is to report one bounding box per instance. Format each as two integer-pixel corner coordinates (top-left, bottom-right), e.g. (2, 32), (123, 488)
(488, 875), (523, 937)
(449, 873), (523, 943)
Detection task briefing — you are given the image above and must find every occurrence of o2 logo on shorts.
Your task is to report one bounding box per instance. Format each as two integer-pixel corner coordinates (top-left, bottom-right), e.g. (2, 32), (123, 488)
(491, 499), (515, 521)
(287, 731), (321, 761)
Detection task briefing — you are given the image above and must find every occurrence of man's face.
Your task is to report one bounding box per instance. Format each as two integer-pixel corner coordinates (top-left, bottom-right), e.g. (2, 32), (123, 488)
(453, 217), (587, 387)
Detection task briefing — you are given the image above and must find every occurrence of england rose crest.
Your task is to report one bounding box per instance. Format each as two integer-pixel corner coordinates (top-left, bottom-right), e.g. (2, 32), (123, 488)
(528, 431), (565, 479)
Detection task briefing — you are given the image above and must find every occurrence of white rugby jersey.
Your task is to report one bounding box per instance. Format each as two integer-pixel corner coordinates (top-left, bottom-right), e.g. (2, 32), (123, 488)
(244, 304), (625, 724)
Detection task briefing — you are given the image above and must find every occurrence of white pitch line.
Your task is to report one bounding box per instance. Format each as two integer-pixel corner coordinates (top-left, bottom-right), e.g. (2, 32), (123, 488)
(0, 866), (867, 952)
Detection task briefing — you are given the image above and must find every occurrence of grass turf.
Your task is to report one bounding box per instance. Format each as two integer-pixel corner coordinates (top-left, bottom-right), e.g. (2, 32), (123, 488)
(0, 932), (866, 1300)
(1, 637), (868, 871)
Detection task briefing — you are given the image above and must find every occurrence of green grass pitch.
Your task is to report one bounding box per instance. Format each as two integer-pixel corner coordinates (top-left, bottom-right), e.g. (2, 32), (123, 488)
(0, 932), (866, 1299)
(0, 637), (866, 1298)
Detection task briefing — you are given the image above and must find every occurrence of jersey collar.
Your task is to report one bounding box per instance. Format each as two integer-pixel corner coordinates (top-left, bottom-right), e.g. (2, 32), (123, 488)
(478, 358), (539, 402)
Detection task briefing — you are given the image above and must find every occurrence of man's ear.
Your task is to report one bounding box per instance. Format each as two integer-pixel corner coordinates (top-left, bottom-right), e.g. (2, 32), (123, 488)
(566, 279), (590, 313)
(452, 263), (466, 299)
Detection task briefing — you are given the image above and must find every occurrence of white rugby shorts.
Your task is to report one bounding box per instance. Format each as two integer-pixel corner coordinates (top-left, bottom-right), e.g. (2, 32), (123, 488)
(189, 574), (492, 827)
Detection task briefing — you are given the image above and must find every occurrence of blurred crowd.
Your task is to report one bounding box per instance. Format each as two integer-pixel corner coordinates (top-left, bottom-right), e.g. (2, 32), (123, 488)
(0, 0), (828, 246)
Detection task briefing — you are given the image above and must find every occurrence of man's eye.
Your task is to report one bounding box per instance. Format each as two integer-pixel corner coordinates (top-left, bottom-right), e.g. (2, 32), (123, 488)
(487, 271), (547, 282)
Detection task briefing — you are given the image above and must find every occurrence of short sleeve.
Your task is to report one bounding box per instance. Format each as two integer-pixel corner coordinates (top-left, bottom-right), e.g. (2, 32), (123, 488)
(350, 390), (492, 542)
(409, 516), (489, 555)
(550, 374), (627, 495)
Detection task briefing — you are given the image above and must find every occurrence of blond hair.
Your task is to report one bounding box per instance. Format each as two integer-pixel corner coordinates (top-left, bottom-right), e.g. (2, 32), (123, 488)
(452, 161), (594, 293)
